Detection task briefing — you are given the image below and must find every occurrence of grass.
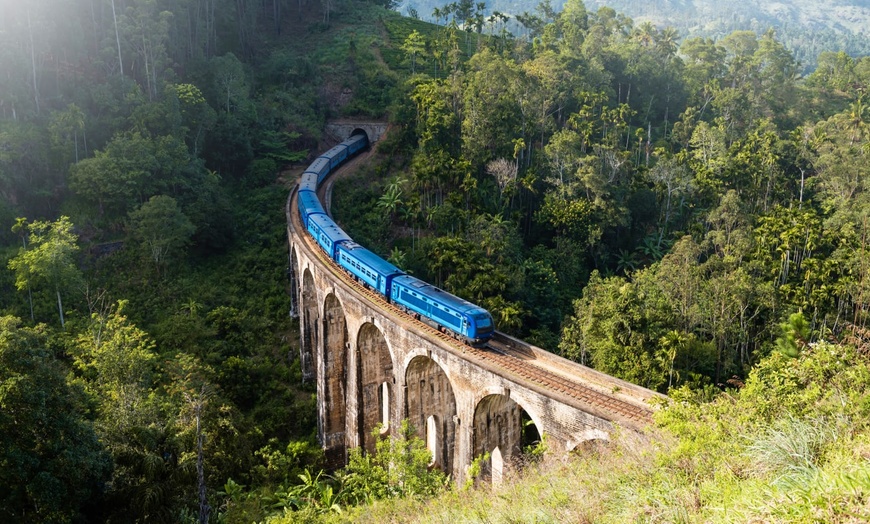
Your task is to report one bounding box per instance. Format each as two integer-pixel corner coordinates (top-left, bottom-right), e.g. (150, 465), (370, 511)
(336, 428), (870, 524)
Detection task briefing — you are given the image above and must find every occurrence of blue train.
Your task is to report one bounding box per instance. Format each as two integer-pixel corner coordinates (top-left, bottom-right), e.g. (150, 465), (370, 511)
(297, 133), (495, 345)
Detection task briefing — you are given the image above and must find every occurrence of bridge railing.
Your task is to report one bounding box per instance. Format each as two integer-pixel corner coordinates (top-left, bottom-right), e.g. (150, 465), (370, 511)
(495, 331), (667, 409)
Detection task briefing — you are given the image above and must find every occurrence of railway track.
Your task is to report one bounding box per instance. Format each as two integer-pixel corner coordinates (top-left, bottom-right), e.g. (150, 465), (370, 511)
(288, 187), (656, 428)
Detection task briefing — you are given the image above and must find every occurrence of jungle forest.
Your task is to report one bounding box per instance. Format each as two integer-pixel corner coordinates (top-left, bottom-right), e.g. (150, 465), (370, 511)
(2, 0), (870, 521)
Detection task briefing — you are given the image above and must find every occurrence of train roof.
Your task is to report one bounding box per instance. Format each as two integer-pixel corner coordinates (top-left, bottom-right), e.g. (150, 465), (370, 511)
(299, 172), (319, 192)
(320, 143), (348, 160)
(308, 214), (352, 243)
(297, 190), (325, 215)
(392, 275), (490, 317)
(305, 157), (330, 174)
(338, 242), (404, 276)
(341, 134), (367, 147)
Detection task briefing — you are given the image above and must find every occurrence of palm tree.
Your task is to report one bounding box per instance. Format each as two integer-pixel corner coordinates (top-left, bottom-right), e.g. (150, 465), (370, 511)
(377, 177), (407, 220)
(656, 27), (680, 58)
(847, 95), (868, 145)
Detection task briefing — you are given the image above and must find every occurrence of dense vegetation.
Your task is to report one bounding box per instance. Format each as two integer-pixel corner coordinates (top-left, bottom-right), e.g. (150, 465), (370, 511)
(336, 0), (870, 395)
(0, 0), (393, 521)
(397, 0), (870, 71)
(2, 0), (870, 521)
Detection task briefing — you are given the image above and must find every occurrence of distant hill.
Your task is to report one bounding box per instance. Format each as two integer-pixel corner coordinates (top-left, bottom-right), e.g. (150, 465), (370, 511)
(395, 0), (870, 71)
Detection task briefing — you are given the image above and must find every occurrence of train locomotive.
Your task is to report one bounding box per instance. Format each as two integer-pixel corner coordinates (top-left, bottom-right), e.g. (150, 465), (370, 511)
(296, 133), (495, 345)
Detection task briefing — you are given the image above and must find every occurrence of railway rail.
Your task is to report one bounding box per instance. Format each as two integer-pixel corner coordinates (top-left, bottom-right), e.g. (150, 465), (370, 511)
(288, 185), (658, 430)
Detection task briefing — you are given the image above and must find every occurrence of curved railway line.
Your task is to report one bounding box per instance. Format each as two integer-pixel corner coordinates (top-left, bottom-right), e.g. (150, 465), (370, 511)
(287, 183), (660, 431)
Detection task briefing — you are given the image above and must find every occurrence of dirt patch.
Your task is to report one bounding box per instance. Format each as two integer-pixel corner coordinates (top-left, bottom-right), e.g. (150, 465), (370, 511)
(278, 165), (308, 188)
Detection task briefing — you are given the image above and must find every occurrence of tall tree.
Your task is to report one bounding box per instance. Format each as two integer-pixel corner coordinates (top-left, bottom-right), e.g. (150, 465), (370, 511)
(7, 216), (82, 328)
(0, 316), (111, 522)
(128, 195), (196, 277)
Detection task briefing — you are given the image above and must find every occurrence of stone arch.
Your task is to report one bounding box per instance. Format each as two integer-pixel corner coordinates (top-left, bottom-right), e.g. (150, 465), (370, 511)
(356, 322), (394, 453)
(405, 355), (457, 473)
(322, 293), (348, 466)
(570, 438), (612, 456)
(350, 128), (370, 142)
(300, 268), (318, 383)
(288, 245), (299, 319)
(567, 429), (612, 455)
(471, 393), (542, 482)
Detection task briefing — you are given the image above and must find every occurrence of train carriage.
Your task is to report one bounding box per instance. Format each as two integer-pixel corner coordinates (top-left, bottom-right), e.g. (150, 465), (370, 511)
(320, 143), (349, 170)
(337, 242), (404, 295)
(341, 134), (367, 156)
(305, 157), (331, 185)
(296, 131), (494, 345)
(390, 275), (494, 344)
(307, 214), (352, 259)
(299, 172), (319, 193)
(297, 190), (326, 227)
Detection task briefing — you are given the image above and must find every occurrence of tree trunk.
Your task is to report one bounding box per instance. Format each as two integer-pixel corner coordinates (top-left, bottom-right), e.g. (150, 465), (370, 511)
(19, 237), (34, 321)
(26, 8), (40, 115)
(28, 288), (34, 321)
(56, 288), (65, 328)
(111, 0), (124, 76)
(196, 399), (210, 524)
(143, 34), (152, 99)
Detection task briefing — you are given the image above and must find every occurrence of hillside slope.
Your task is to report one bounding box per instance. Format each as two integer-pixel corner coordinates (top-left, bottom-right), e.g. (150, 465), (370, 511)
(397, 0), (870, 69)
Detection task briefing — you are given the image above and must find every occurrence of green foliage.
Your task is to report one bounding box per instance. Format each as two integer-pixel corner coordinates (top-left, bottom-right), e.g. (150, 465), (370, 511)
(0, 316), (111, 523)
(70, 132), (196, 222)
(340, 421), (449, 505)
(252, 440), (325, 487)
(128, 195), (196, 277)
(5, 0), (870, 519)
(559, 270), (676, 390)
(775, 312), (811, 358)
(70, 299), (157, 398)
(353, 340), (870, 523)
(7, 216), (82, 327)
(745, 415), (840, 481)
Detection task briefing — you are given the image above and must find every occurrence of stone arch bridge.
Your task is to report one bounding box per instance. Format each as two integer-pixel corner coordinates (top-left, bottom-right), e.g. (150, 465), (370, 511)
(286, 129), (663, 483)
